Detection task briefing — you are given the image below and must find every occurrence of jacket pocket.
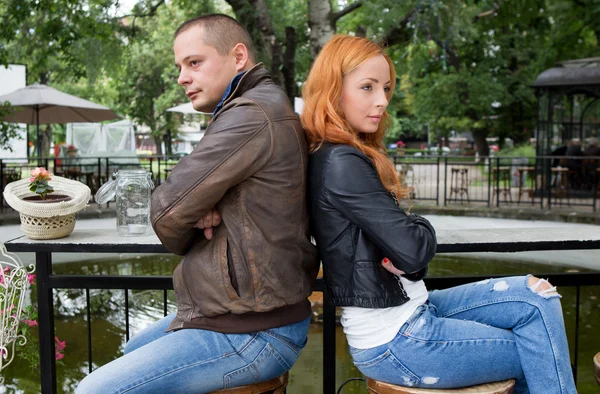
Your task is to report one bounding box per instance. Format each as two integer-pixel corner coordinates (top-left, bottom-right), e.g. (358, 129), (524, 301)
(172, 261), (194, 319)
(352, 349), (420, 387)
(220, 235), (241, 301)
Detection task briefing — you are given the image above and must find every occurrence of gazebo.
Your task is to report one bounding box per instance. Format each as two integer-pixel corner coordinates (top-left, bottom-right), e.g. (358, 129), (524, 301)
(531, 58), (600, 207)
(532, 57), (600, 155)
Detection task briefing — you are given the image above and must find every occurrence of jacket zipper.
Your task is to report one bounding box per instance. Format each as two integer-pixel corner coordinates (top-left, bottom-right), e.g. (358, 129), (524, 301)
(393, 273), (408, 298)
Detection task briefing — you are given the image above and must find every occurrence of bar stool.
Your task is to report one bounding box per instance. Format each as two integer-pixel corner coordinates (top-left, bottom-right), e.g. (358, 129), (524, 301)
(594, 352), (600, 386)
(208, 372), (288, 394)
(366, 378), (515, 394)
(491, 167), (512, 204)
(516, 167), (535, 205)
(550, 167), (570, 206)
(449, 167), (470, 204)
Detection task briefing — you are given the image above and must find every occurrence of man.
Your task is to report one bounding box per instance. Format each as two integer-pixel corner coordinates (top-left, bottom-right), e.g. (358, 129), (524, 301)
(583, 136), (600, 189)
(76, 14), (318, 393)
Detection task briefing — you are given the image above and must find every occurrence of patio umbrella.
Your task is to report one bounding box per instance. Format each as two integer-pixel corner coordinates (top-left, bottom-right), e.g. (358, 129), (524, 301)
(166, 102), (204, 114)
(0, 83), (119, 158)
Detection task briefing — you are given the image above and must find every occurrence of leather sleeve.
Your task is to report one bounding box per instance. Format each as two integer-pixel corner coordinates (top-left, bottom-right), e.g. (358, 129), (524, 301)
(150, 98), (272, 255)
(323, 147), (437, 274)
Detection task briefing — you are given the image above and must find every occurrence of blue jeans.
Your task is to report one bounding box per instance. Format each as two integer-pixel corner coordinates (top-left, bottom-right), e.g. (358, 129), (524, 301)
(75, 314), (311, 393)
(349, 276), (576, 393)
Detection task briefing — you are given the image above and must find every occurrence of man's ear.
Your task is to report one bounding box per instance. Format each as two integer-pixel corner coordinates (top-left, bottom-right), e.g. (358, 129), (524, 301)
(232, 43), (251, 72)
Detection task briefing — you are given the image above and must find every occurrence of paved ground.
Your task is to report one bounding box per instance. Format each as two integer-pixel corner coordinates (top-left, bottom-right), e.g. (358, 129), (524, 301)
(1, 214), (598, 270)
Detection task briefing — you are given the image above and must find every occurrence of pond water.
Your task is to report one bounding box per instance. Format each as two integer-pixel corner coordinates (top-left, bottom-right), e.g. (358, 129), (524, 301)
(1, 253), (599, 393)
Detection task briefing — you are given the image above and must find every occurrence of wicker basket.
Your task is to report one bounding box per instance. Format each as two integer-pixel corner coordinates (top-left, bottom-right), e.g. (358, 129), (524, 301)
(3, 176), (91, 240)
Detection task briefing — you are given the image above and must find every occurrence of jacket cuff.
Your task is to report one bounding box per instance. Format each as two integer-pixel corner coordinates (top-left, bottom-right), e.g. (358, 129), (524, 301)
(401, 265), (428, 282)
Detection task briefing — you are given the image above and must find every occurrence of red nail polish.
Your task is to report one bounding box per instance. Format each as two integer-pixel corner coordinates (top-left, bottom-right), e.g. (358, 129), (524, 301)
(383, 258), (389, 263)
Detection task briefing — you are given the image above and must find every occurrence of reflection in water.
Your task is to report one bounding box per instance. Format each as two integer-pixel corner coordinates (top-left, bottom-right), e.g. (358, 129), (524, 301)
(1, 255), (599, 393)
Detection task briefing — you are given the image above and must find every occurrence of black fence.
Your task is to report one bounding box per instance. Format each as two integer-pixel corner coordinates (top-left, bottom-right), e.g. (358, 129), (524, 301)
(393, 155), (600, 211)
(0, 155), (182, 208)
(5, 232), (600, 394)
(2, 154), (599, 211)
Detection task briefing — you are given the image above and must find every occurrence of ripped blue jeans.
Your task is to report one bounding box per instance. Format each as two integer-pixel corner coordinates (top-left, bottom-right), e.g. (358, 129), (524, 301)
(349, 275), (577, 393)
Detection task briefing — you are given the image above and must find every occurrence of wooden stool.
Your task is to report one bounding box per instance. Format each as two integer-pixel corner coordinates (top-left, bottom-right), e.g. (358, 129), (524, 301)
(516, 166), (535, 205)
(491, 167), (513, 204)
(367, 378), (515, 394)
(449, 167), (470, 204)
(550, 167), (570, 206)
(594, 352), (600, 386)
(208, 372), (288, 394)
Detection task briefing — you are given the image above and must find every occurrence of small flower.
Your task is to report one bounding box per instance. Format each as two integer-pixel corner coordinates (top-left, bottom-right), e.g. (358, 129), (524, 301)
(22, 319), (38, 327)
(54, 336), (66, 351)
(1, 304), (15, 314)
(55, 352), (64, 361)
(28, 167), (54, 199)
(27, 273), (36, 285)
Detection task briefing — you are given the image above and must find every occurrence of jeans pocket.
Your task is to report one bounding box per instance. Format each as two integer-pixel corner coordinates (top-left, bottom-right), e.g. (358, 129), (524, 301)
(224, 343), (289, 389)
(352, 349), (420, 388)
(261, 330), (305, 358)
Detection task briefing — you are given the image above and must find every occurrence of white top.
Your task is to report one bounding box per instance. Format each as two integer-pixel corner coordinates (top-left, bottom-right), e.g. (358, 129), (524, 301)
(341, 276), (428, 349)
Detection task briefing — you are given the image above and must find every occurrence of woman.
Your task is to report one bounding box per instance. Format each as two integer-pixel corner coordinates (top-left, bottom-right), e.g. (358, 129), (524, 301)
(301, 35), (576, 393)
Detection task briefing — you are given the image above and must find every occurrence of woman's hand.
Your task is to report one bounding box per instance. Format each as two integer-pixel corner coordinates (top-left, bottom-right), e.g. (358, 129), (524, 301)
(381, 258), (405, 276)
(195, 208), (221, 240)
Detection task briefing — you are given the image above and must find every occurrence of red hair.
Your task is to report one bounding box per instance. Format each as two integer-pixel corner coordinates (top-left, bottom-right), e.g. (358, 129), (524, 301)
(301, 35), (410, 201)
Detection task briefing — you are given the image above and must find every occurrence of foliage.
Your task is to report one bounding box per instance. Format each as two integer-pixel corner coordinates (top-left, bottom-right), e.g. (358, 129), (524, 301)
(1, 0), (599, 155)
(385, 116), (425, 145)
(0, 102), (22, 152)
(498, 143), (536, 158)
(9, 286), (66, 372)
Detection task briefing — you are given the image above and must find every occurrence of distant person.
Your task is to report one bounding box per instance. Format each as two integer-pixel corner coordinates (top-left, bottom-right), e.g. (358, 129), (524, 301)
(584, 136), (600, 157)
(550, 144), (567, 168)
(583, 137), (600, 189)
(560, 139), (583, 187)
(302, 34), (576, 393)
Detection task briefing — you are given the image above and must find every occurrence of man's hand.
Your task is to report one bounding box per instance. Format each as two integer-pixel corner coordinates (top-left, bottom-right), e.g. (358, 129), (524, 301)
(195, 208), (222, 240)
(381, 258), (405, 276)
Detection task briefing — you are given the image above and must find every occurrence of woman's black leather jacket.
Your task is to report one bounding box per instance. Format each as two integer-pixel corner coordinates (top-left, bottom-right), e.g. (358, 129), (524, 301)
(308, 143), (437, 308)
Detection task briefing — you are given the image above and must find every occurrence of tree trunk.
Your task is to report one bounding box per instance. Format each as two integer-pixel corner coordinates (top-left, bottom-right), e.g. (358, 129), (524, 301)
(308, 0), (335, 59)
(282, 27), (297, 104)
(153, 135), (163, 156)
(41, 124), (52, 159)
(37, 72), (50, 159)
(308, 0), (362, 58)
(473, 129), (489, 157)
(164, 112), (173, 155)
(248, 0), (284, 86)
(226, 0), (285, 86)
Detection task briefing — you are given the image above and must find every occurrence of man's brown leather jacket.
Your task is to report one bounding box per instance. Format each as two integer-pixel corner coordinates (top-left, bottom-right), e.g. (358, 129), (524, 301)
(151, 65), (319, 333)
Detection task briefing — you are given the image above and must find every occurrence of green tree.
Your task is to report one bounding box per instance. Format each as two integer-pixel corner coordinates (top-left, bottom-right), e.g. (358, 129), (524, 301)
(112, 3), (192, 155)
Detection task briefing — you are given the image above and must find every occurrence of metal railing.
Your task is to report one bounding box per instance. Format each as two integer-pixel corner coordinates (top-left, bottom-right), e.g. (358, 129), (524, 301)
(5, 229), (600, 393)
(0, 155), (183, 208)
(393, 155), (600, 211)
(2, 155), (599, 211)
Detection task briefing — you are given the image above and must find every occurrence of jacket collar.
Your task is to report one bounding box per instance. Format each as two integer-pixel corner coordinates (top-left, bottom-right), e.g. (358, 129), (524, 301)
(212, 71), (247, 117)
(219, 63), (269, 109)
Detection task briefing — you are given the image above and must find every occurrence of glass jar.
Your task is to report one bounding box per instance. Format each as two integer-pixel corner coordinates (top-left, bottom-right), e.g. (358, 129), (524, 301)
(95, 169), (154, 236)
